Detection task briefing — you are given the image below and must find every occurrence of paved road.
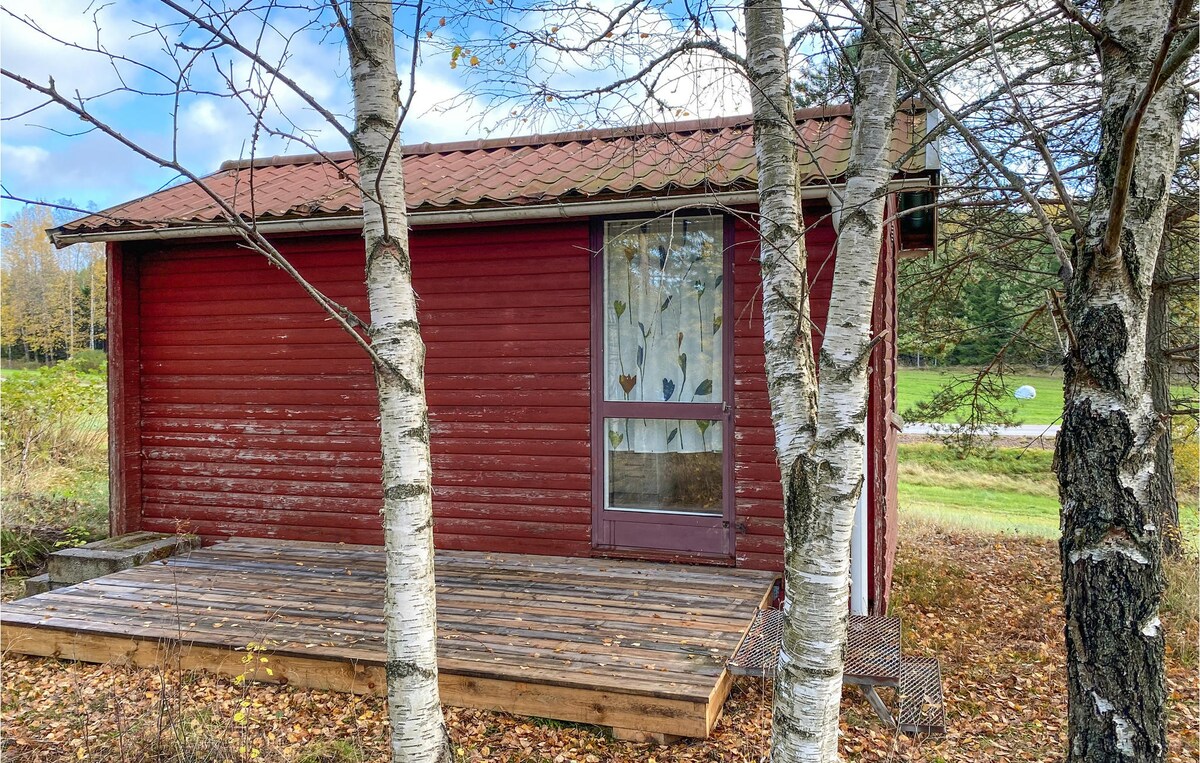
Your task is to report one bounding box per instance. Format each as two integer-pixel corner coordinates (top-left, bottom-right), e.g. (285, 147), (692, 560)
(903, 423), (1060, 438)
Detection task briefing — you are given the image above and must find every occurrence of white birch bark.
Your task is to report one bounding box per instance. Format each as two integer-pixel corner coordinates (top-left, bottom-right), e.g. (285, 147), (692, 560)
(744, 0), (819, 470)
(748, 0), (904, 759)
(740, 7), (821, 751)
(742, 0), (820, 754)
(89, 254), (96, 350)
(1057, 0), (1189, 758)
(346, 3), (450, 761)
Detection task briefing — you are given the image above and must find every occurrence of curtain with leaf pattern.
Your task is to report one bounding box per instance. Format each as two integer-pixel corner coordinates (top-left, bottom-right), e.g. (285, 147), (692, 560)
(604, 217), (723, 454)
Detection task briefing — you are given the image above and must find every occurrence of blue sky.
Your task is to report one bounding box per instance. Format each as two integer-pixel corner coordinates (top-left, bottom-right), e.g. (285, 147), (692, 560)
(0, 0), (752, 223)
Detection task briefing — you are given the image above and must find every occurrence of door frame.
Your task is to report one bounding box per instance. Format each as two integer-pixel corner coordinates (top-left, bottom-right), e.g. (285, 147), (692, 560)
(588, 212), (737, 560)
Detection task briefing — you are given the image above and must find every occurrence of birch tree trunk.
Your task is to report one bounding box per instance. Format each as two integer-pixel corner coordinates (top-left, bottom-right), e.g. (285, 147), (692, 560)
(89, 254), (97, 350)
(1057, 0), (1189, 759)
(741, 3), (820, 752)
(346, 3), (451, 761)
(1148, 241), (1181, 558)
(748, 0), (903, 759)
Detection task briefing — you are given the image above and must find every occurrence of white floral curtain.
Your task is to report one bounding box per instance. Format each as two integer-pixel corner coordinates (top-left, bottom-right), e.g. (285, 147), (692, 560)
(604, 217), (723, 454)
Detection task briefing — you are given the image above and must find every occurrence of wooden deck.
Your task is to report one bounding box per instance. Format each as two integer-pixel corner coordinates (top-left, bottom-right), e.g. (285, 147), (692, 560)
(0, 540), (778, 738)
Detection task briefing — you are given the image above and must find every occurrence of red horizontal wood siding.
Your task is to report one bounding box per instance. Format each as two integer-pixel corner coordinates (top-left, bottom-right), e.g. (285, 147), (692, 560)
(869, 203), (901, 615)
(730, 209), (836, 572)
(417, 222), (593, 557)
(730, 205), (897, 613)
(119, 209), (894, 600)
(132, 222), (592, 555)
(135, 235), (376, 543)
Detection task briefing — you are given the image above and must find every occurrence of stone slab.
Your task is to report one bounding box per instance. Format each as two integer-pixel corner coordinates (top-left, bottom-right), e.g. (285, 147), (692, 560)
(48, 531), (200, 586)
(23, 573), (51, 597)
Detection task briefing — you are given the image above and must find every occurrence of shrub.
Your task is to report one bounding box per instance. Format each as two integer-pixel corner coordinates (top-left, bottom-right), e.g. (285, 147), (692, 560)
(70, 348), (108, 373)
(0, 356), (106, 481)
(0, 524), (95, 575)
(1172, 416), (1198, 494)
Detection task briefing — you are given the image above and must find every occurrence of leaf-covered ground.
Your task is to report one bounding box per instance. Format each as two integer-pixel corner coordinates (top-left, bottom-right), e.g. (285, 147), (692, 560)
(2, 526), (1196, 763)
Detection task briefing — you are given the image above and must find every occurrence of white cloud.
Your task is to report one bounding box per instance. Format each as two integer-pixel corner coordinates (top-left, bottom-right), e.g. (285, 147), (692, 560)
(0, 0), (783, 217)
(1, 144), (51, 177)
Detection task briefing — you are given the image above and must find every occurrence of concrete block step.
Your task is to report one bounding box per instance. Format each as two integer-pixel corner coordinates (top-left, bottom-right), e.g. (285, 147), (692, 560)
(47, 531), (199, 587)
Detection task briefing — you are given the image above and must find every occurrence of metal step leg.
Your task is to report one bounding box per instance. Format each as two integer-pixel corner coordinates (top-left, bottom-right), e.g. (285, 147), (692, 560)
(861, 685), (895, 727)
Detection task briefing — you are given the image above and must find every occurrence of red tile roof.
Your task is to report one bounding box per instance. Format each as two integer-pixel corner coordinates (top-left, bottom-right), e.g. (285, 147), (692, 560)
(56, 104), (932, 237)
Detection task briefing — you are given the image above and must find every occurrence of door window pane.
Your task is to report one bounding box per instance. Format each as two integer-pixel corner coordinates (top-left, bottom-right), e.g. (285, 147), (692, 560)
(604, 218), (723, 403)
(606, 417), (723, 515)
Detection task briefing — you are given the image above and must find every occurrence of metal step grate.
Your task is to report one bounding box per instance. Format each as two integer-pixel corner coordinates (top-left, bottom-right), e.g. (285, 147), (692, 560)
(898, 656), (946, 736)
(726, 611), (903, 682)
(844, 615), (902, 686)
(726, 609), (946, 736)
(726, 607), (783, 678)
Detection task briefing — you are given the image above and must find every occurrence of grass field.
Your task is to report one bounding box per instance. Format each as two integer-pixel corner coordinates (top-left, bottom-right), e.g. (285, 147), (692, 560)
(898, 443), (1060, 535)
(898, 367), (1198, 428)
(896, 367), (1065, 425)
(898, 442), (1200, 543)
(0, 363), (110, 570)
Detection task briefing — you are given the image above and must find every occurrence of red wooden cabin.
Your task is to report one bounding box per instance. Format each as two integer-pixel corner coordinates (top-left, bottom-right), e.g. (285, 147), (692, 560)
(51, 104), (937, 616)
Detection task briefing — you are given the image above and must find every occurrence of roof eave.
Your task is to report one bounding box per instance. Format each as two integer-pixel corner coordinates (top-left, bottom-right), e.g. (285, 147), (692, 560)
(50, 175), (936, 247)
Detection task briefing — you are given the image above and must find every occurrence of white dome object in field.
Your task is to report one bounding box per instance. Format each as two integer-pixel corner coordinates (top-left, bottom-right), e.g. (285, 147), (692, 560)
(1014, 385), (1037, 400)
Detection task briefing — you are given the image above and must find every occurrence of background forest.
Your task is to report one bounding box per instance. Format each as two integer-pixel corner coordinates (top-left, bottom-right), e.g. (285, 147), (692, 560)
(1, 204), (106, 365)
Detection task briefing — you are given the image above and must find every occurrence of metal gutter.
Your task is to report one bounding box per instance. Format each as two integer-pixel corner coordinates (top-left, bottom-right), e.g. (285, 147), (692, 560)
(50, 177), (933, 247)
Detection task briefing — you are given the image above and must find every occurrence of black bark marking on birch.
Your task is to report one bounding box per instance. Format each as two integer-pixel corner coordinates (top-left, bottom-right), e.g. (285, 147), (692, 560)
(374, 364), (421, 395)
(765, 283), (805, 316)
(385, 659), (437, 682)
(358, 114), (395, 135)
(384, 483), (429, 501)
(1095, 106), (1127, 190)
(403, 418), (430, 443)
(367, 236), (412, 270)
(1058, 399), (1166, 763)
(1071, 304), (1127, 393)
(1121, 229), (1141, 286)
(784, 456), (818, 548)
(379, 319), (423, 336)
(767, 370), (811, 388)
(1056, 399), (1137, 533)
(1128, 172), (1167, 221)
(819, 425), (865, 451)
(771, 707), (818, 741)
(842, 206), (874, 232)
(798, 664), (842, 680)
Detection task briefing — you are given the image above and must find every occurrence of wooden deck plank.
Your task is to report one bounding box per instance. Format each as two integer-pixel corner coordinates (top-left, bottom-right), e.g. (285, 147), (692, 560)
(1, 541), (777, 737)
(19, 576), (752, 655)
(168, 557), (764, 610)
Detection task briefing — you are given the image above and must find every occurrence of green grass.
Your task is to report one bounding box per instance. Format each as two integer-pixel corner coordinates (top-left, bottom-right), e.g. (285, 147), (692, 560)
(898, 367), (1196, 427)
(899, 442), (1200, 542)
(897, 367), (1065, 426)
(1, 359), (110, 578)
(0, 361), (44, 374)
